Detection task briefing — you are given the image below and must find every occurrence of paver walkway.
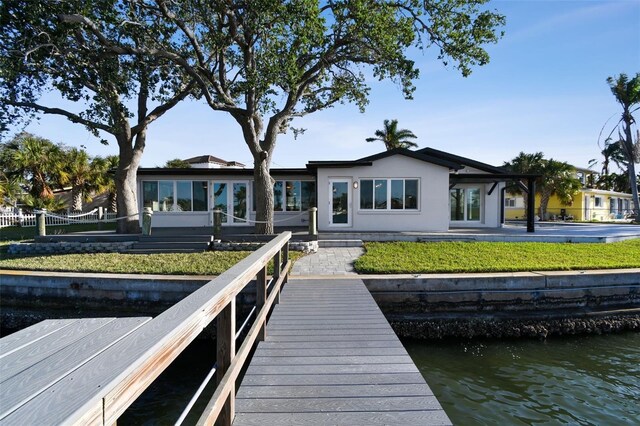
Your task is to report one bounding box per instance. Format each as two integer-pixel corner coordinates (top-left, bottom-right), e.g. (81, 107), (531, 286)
(233, 278), (451, 425)
(291, 247), (364, 276)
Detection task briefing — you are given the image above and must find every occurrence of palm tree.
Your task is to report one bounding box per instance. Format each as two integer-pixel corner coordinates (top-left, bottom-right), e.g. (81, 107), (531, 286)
(605, 73), (640, 220)
(61, 147), (94, 212)
(2, 133), (65, 201)
(504, 152), (581, 220)
(366, 119), (418, 150)
(91, 155), (119, 212)
(537, 159), (582, 220)
(503, 152), (545, 213)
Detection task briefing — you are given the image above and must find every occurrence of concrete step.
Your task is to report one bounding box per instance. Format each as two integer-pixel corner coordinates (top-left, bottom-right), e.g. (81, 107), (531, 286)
(318, 239), (363, 248)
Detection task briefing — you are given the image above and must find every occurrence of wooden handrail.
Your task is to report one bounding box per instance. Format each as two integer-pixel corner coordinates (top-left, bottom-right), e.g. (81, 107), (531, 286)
(17, 232), (292, 425)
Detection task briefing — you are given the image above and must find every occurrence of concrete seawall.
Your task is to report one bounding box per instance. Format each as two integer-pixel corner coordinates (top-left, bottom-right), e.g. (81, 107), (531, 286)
(362, 269), (640, 314)
(2, 269), (639, 337)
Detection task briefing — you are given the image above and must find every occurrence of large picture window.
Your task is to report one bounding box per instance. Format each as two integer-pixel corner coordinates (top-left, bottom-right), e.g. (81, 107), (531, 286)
(253, 180), (315, 212)
(359, 179), (419, 211)
(143, 180), (208, 212)
(450, 187), (481, 221)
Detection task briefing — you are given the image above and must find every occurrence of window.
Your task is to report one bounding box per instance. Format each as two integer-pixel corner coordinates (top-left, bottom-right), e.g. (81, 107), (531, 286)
(594, 197), (602, 207)
(143, 181), (158, 210)
(286, 180), (301, 211)
(505, 198), (516, 207)
(450, 187), (482, 221)
(192, 181), (208, 211)
(176, 181), (192, 211)
(252, 180), (315, 212)
(158, 181), (174, 211)
(360, 179), (419, 211)
(301, 181), (316, 210)
(144, 180), (209, 212)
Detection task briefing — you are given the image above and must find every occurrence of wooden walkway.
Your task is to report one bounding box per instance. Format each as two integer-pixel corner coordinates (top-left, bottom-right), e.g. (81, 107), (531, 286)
(0, 317), (151, 423)
(234, 278), (451, 425)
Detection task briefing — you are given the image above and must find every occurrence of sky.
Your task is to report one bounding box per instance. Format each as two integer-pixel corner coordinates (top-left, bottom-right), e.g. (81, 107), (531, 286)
(9, 0), (640, 170)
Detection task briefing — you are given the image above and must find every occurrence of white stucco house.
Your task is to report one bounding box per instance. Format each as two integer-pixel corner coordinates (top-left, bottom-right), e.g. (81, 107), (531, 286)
(136, 147), (537, 233)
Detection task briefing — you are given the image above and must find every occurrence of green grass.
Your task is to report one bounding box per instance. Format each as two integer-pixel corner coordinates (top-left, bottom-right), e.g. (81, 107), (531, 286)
(354, 239), (640, 274)
(0, 250), (305, 276)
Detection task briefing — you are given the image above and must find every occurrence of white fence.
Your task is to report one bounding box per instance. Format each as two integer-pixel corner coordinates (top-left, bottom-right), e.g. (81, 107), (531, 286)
(0, 210), (118, 229)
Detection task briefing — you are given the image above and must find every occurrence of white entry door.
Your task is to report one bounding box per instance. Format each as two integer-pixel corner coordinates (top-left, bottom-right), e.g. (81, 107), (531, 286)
(212, 181), (248, 225)
(329, 180), (351, 227)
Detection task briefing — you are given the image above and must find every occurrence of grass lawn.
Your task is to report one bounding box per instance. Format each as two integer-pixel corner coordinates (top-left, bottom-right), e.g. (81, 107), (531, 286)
(0, 249), (305, 276)
(354, 239), (640, 274)
(0, 224), (304, 275)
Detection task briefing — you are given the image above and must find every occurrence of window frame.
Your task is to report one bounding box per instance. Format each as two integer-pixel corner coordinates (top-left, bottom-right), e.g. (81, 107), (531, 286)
(358, 178), (420, 212)
(450, 186), (483, 222)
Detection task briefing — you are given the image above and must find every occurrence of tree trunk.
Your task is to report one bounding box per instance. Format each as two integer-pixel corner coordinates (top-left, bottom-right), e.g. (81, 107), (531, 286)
(622, 107), (640, 222)
(71, 185), (83, 212)
(114, 133), (144, 234)
(253, 155), (274, 234)
(109, 191), (117, 213)
(627, 160), (640, 221)
(539, 190), (551, 220)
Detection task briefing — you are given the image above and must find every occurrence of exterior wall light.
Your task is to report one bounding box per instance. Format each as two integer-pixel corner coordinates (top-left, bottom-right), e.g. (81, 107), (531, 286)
(353, 181), (359, 189)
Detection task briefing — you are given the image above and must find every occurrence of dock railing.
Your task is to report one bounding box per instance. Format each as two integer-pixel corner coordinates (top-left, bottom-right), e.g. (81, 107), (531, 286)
(54, 231), (291, 425)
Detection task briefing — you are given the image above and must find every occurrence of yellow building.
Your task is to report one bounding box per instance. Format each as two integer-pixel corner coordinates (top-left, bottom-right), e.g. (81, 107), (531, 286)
(505, 189), (634, 221)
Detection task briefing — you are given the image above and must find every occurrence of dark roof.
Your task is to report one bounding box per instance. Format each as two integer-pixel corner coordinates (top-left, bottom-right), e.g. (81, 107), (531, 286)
(417, 147), (506, 174)
(137, 167), (312, 177)
(307, 148), (463, 170)
(183, 155), (246, 168)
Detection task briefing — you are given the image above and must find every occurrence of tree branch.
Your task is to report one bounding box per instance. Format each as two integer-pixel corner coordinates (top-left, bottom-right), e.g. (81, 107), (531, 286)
(2, 99), (112, 133)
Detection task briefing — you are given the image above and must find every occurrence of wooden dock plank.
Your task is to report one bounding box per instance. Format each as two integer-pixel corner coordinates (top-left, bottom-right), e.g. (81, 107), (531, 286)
(234, 278), (451, 425)
(239, 372), (429, 387)
(0, 317), (115, 383)
(233, 411), (452, 426)
(0, 317), (150, 421)
(0, 319), (77, 359)
(235, 396), (444, 413)
(236, 384), (433, 399)
(249, 355), (414, 365)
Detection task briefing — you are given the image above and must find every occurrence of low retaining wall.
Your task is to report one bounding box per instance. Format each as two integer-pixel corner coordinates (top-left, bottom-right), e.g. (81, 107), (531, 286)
(8, 241), (135, 255)
(363, 269), (640, 314)
(214, 240), (318, 253)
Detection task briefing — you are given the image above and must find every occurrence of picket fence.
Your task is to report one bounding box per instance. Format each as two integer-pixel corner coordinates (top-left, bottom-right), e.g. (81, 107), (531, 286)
(0, 210), (118, 229)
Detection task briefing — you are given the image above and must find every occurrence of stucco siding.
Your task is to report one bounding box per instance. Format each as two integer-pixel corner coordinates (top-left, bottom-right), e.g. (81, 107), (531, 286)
(316, 155), (451, 232)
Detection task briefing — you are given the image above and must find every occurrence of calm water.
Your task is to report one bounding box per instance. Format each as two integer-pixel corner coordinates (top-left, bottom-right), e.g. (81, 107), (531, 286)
(88, 333), (640, 424)
(404, 332), (640, 425)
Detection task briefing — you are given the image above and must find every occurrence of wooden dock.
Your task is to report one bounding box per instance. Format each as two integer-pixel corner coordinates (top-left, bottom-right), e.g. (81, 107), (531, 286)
(0, 317), (151, 423)
(234, 278), (451, 425)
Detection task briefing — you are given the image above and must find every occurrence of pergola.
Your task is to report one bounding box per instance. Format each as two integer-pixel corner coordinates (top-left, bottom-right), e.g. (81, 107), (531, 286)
(449, 173), (540, 233)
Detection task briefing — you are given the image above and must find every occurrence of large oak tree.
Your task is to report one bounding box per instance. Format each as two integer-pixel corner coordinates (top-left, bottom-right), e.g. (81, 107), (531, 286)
(0, 0), (194, 233)
(59, 0), (504, 234)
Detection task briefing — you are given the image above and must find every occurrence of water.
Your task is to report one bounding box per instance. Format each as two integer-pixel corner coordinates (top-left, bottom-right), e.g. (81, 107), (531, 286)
(404, 333), (640, 425)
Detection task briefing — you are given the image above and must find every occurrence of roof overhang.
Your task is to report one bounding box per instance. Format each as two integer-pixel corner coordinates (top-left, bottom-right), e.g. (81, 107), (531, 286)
(450, 173), (540, 184)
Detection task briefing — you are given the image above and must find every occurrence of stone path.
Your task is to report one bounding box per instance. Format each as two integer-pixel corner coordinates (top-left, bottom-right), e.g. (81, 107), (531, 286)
(291, 247), (365, 276)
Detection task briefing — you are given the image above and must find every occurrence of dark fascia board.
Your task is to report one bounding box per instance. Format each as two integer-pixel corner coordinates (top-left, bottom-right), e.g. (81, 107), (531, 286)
(137, 167), (312, 177)
(307, 148), (463, 170)
(451, 173), (541, 182)
(418, 147), (505, 174)
(306, 160), (373, 169)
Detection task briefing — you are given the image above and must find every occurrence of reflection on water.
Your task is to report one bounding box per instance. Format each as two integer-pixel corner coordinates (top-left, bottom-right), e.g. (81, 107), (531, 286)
(404, 333), (640, 425)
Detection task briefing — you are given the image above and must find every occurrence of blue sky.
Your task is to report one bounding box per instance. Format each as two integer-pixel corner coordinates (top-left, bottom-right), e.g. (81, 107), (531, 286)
(14, 0), (640, 170)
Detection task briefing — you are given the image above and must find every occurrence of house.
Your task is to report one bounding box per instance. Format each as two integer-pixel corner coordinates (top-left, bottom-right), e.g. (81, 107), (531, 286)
(504, 167), (635, 221)
(137, 148), (538, 232)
